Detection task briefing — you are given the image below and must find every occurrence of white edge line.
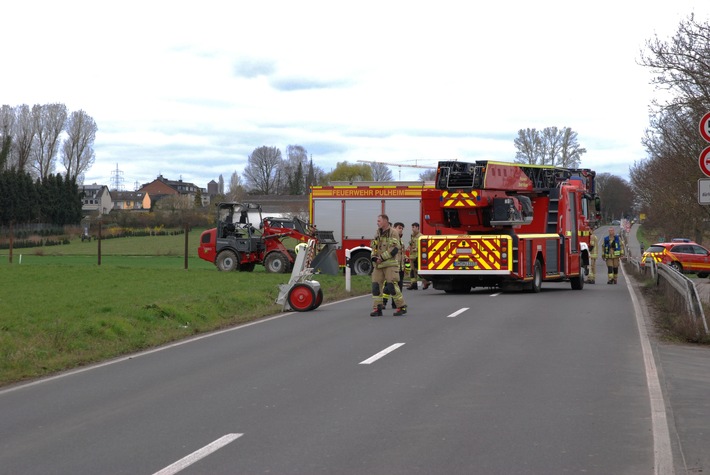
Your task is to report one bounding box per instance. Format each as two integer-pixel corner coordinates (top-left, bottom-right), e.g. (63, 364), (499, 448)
(447, 308), (470, 318)
(622, 266), (673, 474)
(0, 295), (369, 396)
(153, 433), (243, 475)
(359, 343), (405, 365)
(490, 292), (502, 297)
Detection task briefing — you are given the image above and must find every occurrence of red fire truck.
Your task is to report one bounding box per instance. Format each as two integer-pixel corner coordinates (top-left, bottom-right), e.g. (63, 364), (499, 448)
(309, 182), (453, 275)
(419, 160), (599, 292)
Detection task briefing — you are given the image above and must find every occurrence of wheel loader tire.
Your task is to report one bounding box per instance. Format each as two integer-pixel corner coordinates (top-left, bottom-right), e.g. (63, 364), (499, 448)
(216, 250), (239, 271)
(239, 263), (256, 272)
(288, 283), (316, 312)
(265, 252), (289, 273)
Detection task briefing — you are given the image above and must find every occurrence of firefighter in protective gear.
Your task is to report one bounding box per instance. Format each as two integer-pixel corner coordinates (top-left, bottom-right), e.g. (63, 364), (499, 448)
(370, 214), (407, 316)
(602, 227), (624, 284)
(383, 222), (406, 309)
(587, 233), (598, 284)
(407, 222), (430, 290)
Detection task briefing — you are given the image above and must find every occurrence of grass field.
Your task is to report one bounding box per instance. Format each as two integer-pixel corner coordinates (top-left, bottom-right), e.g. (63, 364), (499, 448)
(0, 231), (371, 387)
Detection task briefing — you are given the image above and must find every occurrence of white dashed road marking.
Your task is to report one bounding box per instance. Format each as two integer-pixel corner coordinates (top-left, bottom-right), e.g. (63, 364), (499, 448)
(359, 343), (406, 365)
(447, 308), (470, 318)
(153, 433), (243, 475)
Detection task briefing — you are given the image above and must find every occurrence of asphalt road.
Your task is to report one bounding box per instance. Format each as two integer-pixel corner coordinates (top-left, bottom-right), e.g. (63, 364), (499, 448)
(0, 267), (661, 475)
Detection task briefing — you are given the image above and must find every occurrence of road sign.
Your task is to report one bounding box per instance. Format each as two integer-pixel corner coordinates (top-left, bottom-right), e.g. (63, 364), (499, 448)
(699, 179), (710, 205)
(701, 146), (710, 177)
(702, 112), (710, 142)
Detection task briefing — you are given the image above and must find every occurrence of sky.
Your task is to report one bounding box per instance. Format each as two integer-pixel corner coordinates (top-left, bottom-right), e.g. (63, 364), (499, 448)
(3, 0), (710, 191)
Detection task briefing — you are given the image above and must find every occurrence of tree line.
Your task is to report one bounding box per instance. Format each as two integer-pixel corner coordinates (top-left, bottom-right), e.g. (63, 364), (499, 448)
(0, 170), (82, 228)
(631, 13), (710, 242)
(225, 145), (405, 200)
(0, 103), (97, 183)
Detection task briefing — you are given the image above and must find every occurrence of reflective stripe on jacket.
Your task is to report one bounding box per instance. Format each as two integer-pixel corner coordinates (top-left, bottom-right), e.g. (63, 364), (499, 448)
(602, 235), (623, 259)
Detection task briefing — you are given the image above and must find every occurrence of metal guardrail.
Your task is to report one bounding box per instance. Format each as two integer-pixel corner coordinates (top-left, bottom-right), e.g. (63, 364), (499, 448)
(627, 257), (709, 335)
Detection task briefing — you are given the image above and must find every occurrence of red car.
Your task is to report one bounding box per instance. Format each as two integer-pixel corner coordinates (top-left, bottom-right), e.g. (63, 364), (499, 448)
(641, 241), (710, 277)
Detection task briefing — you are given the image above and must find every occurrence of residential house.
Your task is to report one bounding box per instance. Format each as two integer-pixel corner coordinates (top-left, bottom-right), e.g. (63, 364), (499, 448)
(111, 191), (151, 211)
(81, 184), (112, 215)
(140, 175), (200, 207)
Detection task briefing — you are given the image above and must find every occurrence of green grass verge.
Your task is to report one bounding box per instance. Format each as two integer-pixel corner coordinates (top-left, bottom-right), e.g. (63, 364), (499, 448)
(636, 225), (661, 248)
(0, 232), (371, 387)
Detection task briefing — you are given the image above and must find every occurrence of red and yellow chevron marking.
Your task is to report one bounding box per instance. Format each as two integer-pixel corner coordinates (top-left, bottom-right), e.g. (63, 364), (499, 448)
(425, 236), (509, 271)
(441, 191), (479, 207)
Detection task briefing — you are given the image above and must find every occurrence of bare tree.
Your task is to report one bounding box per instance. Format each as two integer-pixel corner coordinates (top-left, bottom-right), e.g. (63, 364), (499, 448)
(243, 146), (283, 194)
(640, 13), (710, 114)
(370, 162), (394, 181)
(31, 103), (67, 179)
(418, 169), (436, 181)
(0, 105), (14, 169)
(515, 127), (586, 167)
(227, 171), (246, 201)
(281, 145), (309, 194)
(595, 173), (635, 222)
(540, 127), (563, 166)
(635, 14), (710, 240)
(61, 109), (97, 183)
(12, 105), (34, 173)
(514, 128), (542, 164)
(558, 128), (586, 168)
(635, 104), (708, 240)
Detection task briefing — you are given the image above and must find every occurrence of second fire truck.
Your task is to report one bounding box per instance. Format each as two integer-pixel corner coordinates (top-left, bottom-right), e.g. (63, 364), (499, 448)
(310, 182), (455, 275)
(419, 160), (599, 293)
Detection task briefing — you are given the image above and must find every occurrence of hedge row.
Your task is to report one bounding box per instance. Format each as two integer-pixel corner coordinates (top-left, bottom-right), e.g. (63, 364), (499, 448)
(0, 238), (69, 250)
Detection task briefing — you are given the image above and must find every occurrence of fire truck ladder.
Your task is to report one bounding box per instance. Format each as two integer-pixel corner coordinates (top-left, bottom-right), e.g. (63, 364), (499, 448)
(436, 161), (578, 192)
(546, 187), (561, 234)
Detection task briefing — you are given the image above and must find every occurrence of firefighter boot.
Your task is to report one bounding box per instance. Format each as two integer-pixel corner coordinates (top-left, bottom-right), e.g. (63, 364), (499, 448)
(393, 305), (407, 316)
(422, 280), (430, 290)
(406, 282), (418, 290)
(370, 305), (383, 317)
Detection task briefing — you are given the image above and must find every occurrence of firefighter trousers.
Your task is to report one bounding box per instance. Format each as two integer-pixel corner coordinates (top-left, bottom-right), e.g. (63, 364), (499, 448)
(372, 266), (406, 308)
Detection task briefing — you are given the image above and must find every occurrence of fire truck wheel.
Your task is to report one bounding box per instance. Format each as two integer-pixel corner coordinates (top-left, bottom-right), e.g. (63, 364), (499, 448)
(265, 252), (289, 273)
(288, 284), (316, 312)
(529, 260), (543, 293)
(216, 250), (239, 272)
(350, 252), (373, 275)
(570, 271), (584, 290)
